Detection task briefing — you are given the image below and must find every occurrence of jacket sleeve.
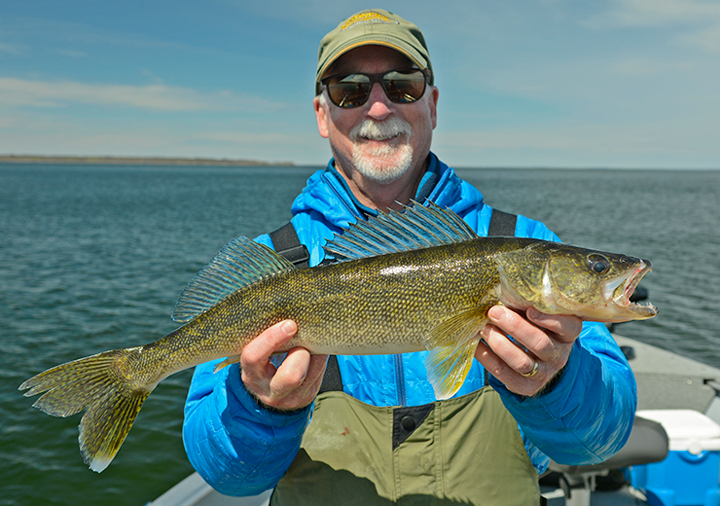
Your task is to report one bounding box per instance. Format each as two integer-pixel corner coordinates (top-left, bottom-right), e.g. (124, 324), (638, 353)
(183, 360), (312, 496)
(182, 233), (312, 496)
(490, 322), (636, 465)
(490, 214), (637, 466)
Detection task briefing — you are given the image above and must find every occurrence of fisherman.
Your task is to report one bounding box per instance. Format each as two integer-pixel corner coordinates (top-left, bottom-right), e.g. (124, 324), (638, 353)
(183, 9), (636, 505)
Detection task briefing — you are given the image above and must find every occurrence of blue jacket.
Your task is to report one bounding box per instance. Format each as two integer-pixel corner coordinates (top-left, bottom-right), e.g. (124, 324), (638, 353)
(183, 154), (637, 496)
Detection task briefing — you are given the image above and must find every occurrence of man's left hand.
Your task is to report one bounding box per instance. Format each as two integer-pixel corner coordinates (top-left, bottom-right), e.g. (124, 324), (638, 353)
(474, 306), (582, 396)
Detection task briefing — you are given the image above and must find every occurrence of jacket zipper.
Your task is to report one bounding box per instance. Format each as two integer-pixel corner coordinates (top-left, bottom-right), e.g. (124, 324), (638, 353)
(394, 354), (407, 406)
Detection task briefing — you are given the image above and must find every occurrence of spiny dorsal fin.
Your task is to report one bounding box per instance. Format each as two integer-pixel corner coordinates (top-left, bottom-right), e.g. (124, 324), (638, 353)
(324, 200), (478, 262)
(172, 237), (294, 322)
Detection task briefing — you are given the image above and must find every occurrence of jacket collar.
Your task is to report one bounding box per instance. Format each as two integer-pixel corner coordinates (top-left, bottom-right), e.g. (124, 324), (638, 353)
(290, 152), (483, 229)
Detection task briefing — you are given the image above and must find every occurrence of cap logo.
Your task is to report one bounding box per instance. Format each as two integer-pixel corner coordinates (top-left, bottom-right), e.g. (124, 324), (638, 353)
(340, 11), (399, 31)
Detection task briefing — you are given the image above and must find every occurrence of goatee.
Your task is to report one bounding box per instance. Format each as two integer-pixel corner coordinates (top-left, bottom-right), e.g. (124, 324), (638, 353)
(349, 118), (414, 184)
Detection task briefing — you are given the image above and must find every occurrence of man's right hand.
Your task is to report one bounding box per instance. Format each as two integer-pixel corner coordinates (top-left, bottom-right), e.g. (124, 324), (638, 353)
(240, 320), (328, 411)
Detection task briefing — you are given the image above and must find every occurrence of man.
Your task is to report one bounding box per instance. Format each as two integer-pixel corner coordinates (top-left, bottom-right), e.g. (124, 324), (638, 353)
(183, 9), (636, 505)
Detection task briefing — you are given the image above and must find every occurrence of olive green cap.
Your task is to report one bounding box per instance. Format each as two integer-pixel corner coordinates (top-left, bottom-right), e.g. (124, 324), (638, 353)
(315, 9), (434, 95)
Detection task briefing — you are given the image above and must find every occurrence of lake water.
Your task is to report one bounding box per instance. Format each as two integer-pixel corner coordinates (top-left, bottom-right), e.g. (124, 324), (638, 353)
(1, 163), (719, 506)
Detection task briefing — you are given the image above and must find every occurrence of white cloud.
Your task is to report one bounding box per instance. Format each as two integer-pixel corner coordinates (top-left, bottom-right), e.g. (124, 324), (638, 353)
(197, 131), (307, 146)
(434, 117), (720, 168)
(683, 24), (720, 53)
(0, 42), (27, 55)
(52, 49), (89, 58)
(0, 77), (287, 112)
(609, 0), (720, 27)
(0, 111), (328, 164)
(611, 58), (695, 76)
(0, 116), (20, 128)
(586, 0), (720, 53)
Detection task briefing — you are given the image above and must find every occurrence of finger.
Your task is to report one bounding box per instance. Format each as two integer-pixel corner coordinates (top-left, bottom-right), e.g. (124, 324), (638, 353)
(480, 308), (575, 396)
(481, 322), (537, 376)
(240, 320), (298, 400)
(271, 347), (312, 396)
(241, 320), (298, 375)
(526, 308), (583, 344)
(487, 306), (564, 364)
(306, 354), (330, 385)
(264, 353), (329, 410)
(474, 340), (543, 397)
(487, 306), (551, 357)
(291, 354), (329, 404)
(272, 351), (329, 398)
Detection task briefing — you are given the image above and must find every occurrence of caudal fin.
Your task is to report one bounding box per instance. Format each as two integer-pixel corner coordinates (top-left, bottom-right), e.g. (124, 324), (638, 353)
(19, 348), (152, 472)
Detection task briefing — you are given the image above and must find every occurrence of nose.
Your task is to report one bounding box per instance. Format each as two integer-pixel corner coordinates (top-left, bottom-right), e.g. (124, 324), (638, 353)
(365, 82), (392, 120)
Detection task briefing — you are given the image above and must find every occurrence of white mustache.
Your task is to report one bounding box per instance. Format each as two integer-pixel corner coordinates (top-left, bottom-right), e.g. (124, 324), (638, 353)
(350, 117), (413, 142)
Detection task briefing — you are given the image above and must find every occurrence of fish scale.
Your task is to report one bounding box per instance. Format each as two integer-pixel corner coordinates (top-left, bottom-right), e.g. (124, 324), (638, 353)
(19, 202), (657, 472)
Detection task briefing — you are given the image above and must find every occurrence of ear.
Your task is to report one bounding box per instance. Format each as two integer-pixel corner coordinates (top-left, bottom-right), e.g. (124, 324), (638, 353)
(429, 86), (439, 130)
(314, 96), (330, 139)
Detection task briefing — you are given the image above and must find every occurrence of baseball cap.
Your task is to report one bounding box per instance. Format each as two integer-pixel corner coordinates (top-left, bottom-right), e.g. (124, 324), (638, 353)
(315, 9), (434, 95)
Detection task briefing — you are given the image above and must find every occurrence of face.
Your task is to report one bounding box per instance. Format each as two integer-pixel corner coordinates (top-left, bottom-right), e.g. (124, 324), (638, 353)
(314, 45), (439, 186)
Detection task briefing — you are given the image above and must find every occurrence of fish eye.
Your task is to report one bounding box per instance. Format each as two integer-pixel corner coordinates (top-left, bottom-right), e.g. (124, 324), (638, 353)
(588, 254), (610, 274)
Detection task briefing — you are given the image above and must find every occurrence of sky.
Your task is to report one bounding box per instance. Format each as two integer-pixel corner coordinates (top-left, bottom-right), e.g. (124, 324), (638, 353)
(1, 0), (719, 169)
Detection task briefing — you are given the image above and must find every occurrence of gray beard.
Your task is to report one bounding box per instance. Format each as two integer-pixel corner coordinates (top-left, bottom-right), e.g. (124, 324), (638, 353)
(349, 118), (414, 184)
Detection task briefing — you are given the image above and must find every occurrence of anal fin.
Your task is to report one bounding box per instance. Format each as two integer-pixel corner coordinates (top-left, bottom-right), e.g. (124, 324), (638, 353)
(213, 355), (241, 373)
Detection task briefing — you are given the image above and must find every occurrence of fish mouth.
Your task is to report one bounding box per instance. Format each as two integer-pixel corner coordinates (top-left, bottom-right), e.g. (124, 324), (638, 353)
(604, 260), (658, 321)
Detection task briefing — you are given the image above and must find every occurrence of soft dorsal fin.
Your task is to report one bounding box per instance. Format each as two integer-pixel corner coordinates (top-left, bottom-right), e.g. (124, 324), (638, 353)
(324, 201), (478, 261)
(172, 237), (294, 322)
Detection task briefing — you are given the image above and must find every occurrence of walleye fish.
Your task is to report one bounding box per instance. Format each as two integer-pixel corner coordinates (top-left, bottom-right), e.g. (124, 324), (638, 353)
(20, 202), (657, 472)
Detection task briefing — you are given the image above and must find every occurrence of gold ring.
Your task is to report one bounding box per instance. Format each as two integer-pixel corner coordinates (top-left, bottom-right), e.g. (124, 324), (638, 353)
(521, 361), (539, 378)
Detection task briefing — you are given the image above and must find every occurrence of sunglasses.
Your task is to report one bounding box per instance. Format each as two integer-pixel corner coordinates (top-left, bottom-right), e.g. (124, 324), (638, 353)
(320, 68), (429, 109)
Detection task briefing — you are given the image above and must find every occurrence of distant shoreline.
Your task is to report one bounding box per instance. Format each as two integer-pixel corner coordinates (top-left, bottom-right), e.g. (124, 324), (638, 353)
(0, 155), (294, 167)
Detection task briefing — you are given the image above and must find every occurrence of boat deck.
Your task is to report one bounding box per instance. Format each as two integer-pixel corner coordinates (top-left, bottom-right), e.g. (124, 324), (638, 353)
(614, 335), (720, 415)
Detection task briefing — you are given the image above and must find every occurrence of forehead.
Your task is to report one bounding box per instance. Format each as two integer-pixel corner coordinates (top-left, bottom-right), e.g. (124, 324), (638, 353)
(328, 45), (414, 76)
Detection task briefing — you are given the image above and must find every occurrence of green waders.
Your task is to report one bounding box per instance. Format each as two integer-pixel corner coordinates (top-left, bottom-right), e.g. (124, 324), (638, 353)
(271, 387), (540, 505)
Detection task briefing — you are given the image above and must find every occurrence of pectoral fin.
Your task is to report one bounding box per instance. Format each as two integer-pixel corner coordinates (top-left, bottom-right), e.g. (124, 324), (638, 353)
(424, 305), (493, 400)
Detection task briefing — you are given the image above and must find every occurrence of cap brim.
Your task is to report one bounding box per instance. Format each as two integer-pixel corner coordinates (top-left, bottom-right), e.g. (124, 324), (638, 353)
(316, 38), (430, 95)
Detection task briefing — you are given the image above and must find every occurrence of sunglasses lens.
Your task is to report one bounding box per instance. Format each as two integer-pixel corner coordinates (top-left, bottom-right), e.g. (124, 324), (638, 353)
(325, 69), (427, 108)
(326, 74), (372, 108)
(382, 70), (427, 104)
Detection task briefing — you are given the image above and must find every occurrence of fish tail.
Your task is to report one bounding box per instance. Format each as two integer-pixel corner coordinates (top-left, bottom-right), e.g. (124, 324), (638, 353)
(19, 348), (153, 472)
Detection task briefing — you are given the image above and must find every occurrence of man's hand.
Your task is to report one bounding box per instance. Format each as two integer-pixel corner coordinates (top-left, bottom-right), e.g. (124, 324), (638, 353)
(240, 320), (328, 411)
(475, 306), (582, 397)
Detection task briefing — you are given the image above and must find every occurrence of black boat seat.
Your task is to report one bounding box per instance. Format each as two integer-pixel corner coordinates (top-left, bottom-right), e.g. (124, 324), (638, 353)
(546, 415), (669, 505)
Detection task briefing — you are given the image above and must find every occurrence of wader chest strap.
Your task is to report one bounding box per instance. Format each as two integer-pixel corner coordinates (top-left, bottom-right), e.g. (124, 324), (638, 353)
(487, 208), (517, 236)
(269, 222), (310, 268)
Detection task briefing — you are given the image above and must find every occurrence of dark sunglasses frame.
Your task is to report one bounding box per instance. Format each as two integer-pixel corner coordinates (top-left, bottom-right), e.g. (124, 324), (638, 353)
(320, 68), (430, 109)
